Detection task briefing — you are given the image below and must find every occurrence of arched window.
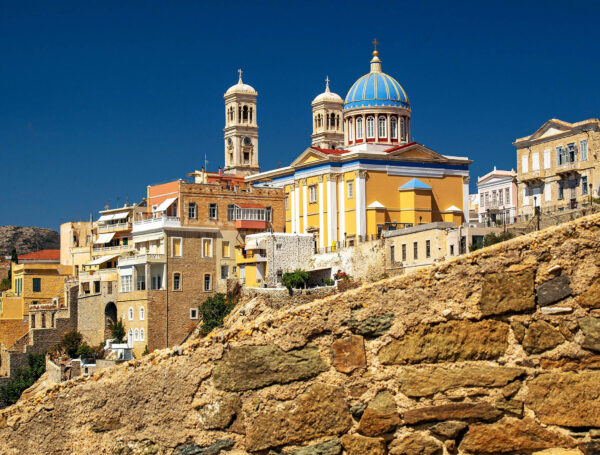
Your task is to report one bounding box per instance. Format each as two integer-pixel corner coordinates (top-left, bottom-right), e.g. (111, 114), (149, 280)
(366, 116), (375, 138)
(140, 328), (145, 342)
(356, 117), (363, 139)
(314, 115), (318, 130)
(139, 306), (145, 321)
(128, 307), (134, 321)
(249, 107), (253, 123)
(390, 116), (398, 139)
(134, 329), (139, 342)
(128, 328), (134, 346)
(378, 116), (387, 138)
(242, 105), (248, 122)
(330, 113), (336, 130)
(401, 117), (406, 140)
(348, 118), (353, 140)
(238, 106), (241, 122)
(336, 115), (340, 129)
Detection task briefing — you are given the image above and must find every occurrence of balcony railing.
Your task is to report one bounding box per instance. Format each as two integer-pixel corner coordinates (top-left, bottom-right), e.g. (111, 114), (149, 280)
(118, 254), (166, 267)
(132, 216), (181, 233)
(98, 222), (131, 233)
(556, 161), (581, 174)
(92, 244), (134, 254)
(520, 170), (544, 182)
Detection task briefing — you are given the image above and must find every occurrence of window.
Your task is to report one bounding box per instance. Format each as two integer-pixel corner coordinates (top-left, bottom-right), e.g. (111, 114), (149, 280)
(378, 116), (387, 137)
(544, 182), (552, 202)
(173, 273), (181, 290)
(309, 185), (317, 203)
(402, 244), (407, 261)
(276, 243), (282, 250)
(151, 275), (162, 290)
(202, 238), (213, 257)
(523, 187), (530, 205)
(266, 206), (272, 222)
(505, 188), (510, 204)
(544, 149), (551, 169)
(347, 181), (354, 199)
(485, 192), (489, 207)
(32, 278), (41, 293)
(139, 307), (145, 321)
(190, 308), (199, 320)
(137, 275), (145, 291)
(450, 245), (455, 256)
(134, 329), (139, 342)
(227, 204), (235, 220)
(209, 203), (218, 219)
(128, 306), (134, 321)
(390, 116), (397, 139)
(94, 281), (100, 294)
(348, 119), (353, 140)
(581, 140), (588, 161)
(128, 328), (133, 344)
(204, 274), (212, 291)
(188, 202), (197, 219)
(480, 193), (484, 207)
(390, 245), (395, 263)
(499, 189), (504, 205)
(532, 152), (539, 171)
(121, 276), (133, 293)
(222, 241), (230, 257)
(582, 176), (589, 195)
(221, 265), (229, 279)
(567, 143), (576, 163)
(356, 117), (363, 139)
(558, 182), (564, 200)
(401, 117), (406, 140)
(366, 116), (375, 138)
(284, 197), (289, 210)
(521, 155), (528, 173)
(413, 242), (418, 260)
(140, 328), (145, 341)
(557, 146), (565, 166)
(426, 240), (431, 258)
(171, 237), (182, 257)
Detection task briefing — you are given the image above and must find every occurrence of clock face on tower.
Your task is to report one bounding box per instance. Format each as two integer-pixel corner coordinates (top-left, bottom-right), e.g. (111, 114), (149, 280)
(243, 137), (252, 146)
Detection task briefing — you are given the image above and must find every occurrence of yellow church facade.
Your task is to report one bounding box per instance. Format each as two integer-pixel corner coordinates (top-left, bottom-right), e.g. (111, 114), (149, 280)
(247, 44), (470, 249)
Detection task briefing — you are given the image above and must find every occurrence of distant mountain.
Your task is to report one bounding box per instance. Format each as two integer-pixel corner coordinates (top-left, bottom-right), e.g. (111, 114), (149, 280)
(0, 226), (60, 257)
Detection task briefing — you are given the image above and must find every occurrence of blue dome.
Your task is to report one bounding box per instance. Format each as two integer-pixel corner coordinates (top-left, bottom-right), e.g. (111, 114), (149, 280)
(344, 61), (409, 110)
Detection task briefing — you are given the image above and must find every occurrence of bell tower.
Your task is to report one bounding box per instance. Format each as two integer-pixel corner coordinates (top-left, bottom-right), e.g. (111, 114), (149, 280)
(311, 77), (344, 149)
(223, 69), (260, 176)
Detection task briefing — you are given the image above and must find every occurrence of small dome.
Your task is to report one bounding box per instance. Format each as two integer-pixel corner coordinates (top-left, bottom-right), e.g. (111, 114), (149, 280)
(225, 69), (257, 95)
(312, 77), (343, 104)
(344, 50), (409, 110)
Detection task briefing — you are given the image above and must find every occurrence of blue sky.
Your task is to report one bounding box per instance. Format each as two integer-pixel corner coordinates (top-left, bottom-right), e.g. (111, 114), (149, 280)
(2, 1), (599, 229)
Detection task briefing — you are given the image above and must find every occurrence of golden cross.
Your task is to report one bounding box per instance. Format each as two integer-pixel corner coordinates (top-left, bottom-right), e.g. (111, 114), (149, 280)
(237, 68), (243, 81)
(372, 38), (379, 52)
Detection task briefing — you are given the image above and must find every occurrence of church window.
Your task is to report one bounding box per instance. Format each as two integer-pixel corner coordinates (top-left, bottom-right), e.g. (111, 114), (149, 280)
(366, 116), (375, 138)
(140, 329), (145, 341)
(244, 151), (250, 163)
(134, 329), (139, 342)
(242, 105), (248, 122)
(139, 307), (145, 321)
(249, 107), (253, 123)
(238, 106), (242, 122)
(347, 181), (354, 199)
(390, 116), (397, 139)
(326, 114), (330, 129)
(348, 119), (353, 140)
(401, 117), (406, 140)
(378, 116), (387, 138)
(128, 307), (134, 321)
(330, 113), (335, 130)
(128, 328), (133, 344)
(336, 115), (340, 129)
(309, 185), (317, 203)
(356, 117), (363, 139)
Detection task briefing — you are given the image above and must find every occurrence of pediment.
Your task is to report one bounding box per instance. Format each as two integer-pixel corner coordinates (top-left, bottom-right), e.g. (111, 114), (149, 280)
(387, 143), (447, 162)
(528, 120), (573, 141)
(290, 148), (328, 167)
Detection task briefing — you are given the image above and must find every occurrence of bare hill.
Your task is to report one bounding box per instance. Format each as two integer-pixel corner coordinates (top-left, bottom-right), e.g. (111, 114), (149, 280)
(0, 226), (60, 257)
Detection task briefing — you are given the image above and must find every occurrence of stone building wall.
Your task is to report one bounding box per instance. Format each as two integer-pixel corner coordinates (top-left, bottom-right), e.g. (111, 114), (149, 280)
(2, 215), (600, 454)
(77, 280), (117, 347)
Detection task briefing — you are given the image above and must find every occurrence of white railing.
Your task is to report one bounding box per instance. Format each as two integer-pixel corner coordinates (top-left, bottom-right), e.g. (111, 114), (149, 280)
(98, 222), (131, 232)
(92, 244), (134, 254)
(132, 216), (181, 233)
(118, 254), (166, 266)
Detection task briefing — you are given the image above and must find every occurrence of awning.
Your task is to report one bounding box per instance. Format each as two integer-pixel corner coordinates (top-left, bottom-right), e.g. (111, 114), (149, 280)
(85, 254), (120, 266)
(156, 197), (177, 212)
(94, 232), (115, 245)
(98, 214), (114, 222)
(133, 232), (165, 244)
(111, 212), (129, 220)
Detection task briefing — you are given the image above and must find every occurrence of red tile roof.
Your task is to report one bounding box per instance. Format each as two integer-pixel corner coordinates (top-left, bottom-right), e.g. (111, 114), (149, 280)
(311, 147), (350, 155)
(235, 203), (265, 209)
(383, 142), (417, 153)
(18, 249), (60, 261)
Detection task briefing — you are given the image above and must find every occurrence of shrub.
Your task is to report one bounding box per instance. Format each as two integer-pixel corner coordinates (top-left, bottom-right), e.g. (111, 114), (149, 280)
(324, 278), (335, 286)
(109, 319), (126, 343)
(60, 331), (83, 358)
(334, 270), (350, 281)
(75, 343), (95, 359)
(0, 354), (45, 407)
(199, 293), (236, 334)
(484, 232), (515, 247)
(282, 270), (310, 294)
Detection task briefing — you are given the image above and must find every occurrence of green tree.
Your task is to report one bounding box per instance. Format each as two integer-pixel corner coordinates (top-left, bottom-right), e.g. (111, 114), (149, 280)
(0, 354), (45, 407)
(199, 293), (236, 333)
(60, 331), (83, 358)
(109, 319), (126, 343)
(75, 343), (95, 359)
(7, 247), (18, 282)
(484, 232), (515, 247)
(282, 270), (310, 295)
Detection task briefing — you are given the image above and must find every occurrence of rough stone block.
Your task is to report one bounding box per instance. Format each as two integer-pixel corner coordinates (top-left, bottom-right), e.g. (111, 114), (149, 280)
(344, 312), (394, 337)
(286, 438), (342, 455)
(379, 320), (509, 365)
(403, 402), (501, 424)
(388, 432), (443, 455)
(479, 270), (535, 316)
(331, 335), (366, 374)
(358, 390), (401, 436)
(578, 317), (600, 352)
(522, 320), (565, 354)
(197, 395), (241, 430)
(340, 434), (386, 455)
(537, 275), (573, 306)
(579, 279), (600, 309)
(429, 420), (467, 440)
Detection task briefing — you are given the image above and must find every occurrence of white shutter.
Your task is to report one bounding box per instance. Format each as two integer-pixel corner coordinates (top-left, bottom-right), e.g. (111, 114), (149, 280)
(545, 182), (552, 202)
(522, 155), (528, 173)
(523, 187), (529, 206)
(543, 149), (551, 169)
(532, 153), (539, 171)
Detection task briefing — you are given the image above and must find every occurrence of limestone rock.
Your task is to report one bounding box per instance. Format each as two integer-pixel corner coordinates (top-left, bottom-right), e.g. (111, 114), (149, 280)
(388, 432), (443, 455)
(403, 402), (501, 424)
(532, 450), (584, 455)
(379, 320), (509, 365)
(197, 395), (241, 430)
(287, 439), (342, 455)
(578, 317), (600, 352)
(479, 270), (535, 316)
(495, 397), (523, 417)
(213, 344), (327, 392)
(511, 320), (526, 342)
(429, 420), (467, 440)
(579, 279), (600, 309)
(396, 364), (524, 397)
(580, 441), (600, 455)
(340, 434), (386, 455)
(331, 335), (366, 374)
(460, 418), (576, 453)
(173, 439), (235, 455)
(537, 275), (572, 306)
(522, 320), (565, 354)
(344, 312), (394, 337)
(358, 390), (400, 436)
(526, 371), (600, 427)
(90, 417), (120, 432)
(246, 383), (352, 451)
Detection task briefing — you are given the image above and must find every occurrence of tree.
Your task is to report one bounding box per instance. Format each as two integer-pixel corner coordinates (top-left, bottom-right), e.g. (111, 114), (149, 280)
(75, 343), (95, 359)
(199, 293), (236, 333)
(109, 319), (126, 343)
(7, 247), (17, 282)
(0, 354), (45, 407)
(60, 331), (83, 358)
(282, 270), (310, 295)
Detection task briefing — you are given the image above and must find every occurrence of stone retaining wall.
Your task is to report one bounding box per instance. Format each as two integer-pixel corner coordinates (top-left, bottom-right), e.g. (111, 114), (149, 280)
(1, 215), (600, 454)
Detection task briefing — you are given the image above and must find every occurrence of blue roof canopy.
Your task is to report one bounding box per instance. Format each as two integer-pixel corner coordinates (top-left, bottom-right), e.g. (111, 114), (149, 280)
(399, 178), (432, 190)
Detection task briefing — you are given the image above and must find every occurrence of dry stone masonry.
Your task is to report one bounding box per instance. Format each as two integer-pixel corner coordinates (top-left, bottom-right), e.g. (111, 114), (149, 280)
(1, 214), (600, 454)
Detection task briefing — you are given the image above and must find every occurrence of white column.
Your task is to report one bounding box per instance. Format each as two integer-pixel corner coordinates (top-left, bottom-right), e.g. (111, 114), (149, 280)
(294, 183), (301, 234)
(338, 178), (345, 243)
(462, 176), (469, 223)
(318, 176), (325, 250)
(355, 171), (366, 241)
(326, 176), (337, 247)
(290, 187), (296, 233)
(302, 181), (308, 233)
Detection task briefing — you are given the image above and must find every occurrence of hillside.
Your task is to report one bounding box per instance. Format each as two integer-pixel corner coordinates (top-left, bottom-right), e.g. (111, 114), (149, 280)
(0, 226), (60, 257)
(1, 215), (600, 454)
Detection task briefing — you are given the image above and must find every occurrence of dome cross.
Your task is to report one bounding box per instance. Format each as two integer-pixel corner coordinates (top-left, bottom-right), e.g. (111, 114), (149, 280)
(325, 76), (330, 92)
(237, 68), (243, 83)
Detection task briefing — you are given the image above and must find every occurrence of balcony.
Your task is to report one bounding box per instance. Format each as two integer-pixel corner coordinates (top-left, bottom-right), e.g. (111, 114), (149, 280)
(556, 161), (582, 175)
(92, 244), (134, 255)
(118, 254), (166, 267)
(132, 216), (181, 233)
(520, 170), (545, 183)
(98, 222), (131, 233)
(235, 219), (266, 230)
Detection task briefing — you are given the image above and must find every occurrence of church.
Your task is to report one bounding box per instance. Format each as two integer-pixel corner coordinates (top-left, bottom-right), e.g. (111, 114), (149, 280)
(222, 42), (471, 250)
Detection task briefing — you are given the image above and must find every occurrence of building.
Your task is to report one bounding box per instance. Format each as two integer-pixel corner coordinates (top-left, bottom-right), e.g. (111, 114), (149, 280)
(235, 233), (314, 287)
(247, 44), (471, 250)
(60, 221), (93, 276)
(468, 194), (480, 223)
(477, 167), (517, 225)
(514, 118), (600, 218)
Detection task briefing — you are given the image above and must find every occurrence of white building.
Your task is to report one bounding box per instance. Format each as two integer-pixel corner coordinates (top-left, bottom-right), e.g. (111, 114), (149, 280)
(477, 167), (518, 225)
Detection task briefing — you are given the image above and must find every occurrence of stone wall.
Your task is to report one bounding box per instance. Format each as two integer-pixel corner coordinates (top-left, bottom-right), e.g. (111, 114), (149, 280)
(1, 215), (600, 454)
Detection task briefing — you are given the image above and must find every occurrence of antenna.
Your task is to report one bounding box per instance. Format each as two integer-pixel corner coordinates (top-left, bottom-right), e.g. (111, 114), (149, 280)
(204, 153), (209, 171)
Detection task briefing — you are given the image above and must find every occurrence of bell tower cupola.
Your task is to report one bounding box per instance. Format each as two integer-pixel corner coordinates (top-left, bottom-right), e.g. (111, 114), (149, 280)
(311, 76), (344, 149)
(223, 69), (260, 176)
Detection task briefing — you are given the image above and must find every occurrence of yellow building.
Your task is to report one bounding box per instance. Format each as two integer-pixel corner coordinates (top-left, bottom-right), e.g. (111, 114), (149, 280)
(514, 118), (600, 218)
(247, 46), (471, 248)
